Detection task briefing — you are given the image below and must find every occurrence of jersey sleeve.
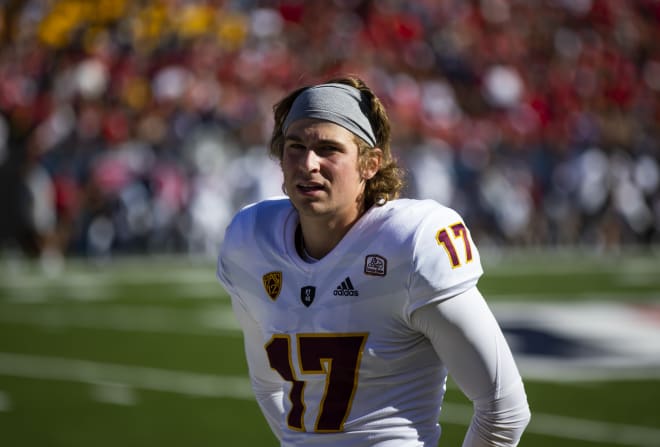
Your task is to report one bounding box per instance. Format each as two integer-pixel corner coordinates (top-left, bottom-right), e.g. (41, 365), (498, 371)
(406, 204), (484, 315)
(410, 287), (530, 446)
(216, 205), (286, 440)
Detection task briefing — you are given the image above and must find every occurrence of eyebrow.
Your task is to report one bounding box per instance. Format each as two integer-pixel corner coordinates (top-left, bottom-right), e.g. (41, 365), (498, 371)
(284, 134), (303, 142)
(284, 134), (344, 146)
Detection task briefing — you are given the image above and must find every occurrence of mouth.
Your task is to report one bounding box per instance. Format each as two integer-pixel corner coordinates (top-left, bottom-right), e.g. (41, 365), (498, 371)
(296, 182), (325, 193)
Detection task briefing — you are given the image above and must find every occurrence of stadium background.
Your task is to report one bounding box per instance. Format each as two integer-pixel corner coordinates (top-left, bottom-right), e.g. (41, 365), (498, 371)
(0, 1), (659, 446)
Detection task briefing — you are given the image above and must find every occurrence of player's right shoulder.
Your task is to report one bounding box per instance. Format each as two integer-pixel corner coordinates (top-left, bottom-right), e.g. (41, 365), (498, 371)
(223, 196), (292, 245)
(218, 196), (293, 291)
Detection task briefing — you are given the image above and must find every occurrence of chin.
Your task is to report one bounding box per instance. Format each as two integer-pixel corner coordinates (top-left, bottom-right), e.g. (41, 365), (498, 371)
(292, 199), (330, 216)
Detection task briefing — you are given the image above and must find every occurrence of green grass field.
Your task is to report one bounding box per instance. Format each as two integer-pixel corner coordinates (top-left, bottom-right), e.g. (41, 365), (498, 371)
(0, 251), (659, 447)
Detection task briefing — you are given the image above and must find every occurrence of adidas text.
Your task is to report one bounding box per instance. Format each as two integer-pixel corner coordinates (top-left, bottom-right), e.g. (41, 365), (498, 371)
(333, 289), (359, 296)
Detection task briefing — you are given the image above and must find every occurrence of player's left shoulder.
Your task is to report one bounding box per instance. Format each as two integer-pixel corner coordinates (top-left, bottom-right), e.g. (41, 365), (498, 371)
(385, 198), (466, 229)
(388, 198), (480, 263)
(382, 199), (483, 307)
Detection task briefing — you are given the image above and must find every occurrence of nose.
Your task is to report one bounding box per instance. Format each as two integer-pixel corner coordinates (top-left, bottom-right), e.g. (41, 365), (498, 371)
(301, 149), (320, 172)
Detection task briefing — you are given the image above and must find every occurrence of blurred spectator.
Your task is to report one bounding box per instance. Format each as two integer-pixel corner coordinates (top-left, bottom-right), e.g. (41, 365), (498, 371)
(0, 0), (658, 261)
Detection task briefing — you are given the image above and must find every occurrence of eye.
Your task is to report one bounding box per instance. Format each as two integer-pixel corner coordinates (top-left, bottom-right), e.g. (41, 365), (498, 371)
(317, 145), (341, 155)
(285, 142), (306, 151)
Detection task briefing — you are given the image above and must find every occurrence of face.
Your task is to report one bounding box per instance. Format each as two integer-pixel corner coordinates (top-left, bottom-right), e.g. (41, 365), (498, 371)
(282, 118), (380, 225)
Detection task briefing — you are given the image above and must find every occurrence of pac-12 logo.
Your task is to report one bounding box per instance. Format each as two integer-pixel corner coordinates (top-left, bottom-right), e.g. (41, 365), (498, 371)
(364, 254), (387, 276)
(262, 271), (282, 301)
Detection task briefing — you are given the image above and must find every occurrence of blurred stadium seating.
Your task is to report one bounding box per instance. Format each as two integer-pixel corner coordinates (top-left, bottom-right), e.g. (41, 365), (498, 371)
(0, 0), (659, 262)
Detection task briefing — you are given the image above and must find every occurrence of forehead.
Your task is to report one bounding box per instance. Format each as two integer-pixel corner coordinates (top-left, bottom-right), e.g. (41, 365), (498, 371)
(284, 118), (357, 144)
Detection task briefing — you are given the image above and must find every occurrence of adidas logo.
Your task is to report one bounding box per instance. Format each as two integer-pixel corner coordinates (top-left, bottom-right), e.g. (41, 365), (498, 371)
(333, 277), (359, 296)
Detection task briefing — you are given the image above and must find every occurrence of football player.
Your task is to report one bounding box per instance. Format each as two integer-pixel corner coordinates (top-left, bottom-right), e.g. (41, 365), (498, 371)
(217, 77), (530, 446)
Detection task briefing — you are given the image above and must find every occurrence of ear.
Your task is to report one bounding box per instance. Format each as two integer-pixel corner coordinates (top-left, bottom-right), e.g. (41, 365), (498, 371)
(362, 148), (382, 180)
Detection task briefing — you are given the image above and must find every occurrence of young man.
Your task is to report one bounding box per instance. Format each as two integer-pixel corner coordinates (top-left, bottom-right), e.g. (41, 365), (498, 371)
(217, 77), (530, 446)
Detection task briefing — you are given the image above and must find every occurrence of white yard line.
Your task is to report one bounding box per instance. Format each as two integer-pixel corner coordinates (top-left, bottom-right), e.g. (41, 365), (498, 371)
(440, 402), (660, 447)
(90, 382), (138, 406)
(0, 390), (11, 412)
(0, 278), (223, 303)
(0, 304), (242, 336)
(489, 291), (660, 301)
(0, 268), (218, 290)
(0, 352), (658, 446)
(515, 357), (660, 382)
(0, 352), (253, 399)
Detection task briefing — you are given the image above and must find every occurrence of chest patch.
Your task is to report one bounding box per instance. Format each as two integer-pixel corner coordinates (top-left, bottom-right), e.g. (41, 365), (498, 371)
(300, 286), (316, 307)
(262, 271), (282, 301)
(364, 254), (387, 276)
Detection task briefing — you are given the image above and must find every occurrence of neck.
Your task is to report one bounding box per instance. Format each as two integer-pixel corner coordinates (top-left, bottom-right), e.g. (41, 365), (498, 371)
(297, 208), (365, 260)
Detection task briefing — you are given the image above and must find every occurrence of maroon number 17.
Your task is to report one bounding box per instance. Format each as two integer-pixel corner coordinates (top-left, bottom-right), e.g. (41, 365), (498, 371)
(435, 222), (473, 268)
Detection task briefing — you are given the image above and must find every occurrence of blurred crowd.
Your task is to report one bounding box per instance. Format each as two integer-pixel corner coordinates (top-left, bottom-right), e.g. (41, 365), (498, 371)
(1, 0), (659, 262)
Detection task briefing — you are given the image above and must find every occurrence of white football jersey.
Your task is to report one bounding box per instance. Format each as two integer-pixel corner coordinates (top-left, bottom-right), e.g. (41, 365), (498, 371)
(217, 197), (483, 446)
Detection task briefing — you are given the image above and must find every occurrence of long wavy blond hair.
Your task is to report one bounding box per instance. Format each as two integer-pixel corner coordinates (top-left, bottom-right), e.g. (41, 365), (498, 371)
(269, 76), (405, 209)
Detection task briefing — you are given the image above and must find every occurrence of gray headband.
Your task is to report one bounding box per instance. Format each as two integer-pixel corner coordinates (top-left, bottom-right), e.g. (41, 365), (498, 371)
(282, 83), (377, 147)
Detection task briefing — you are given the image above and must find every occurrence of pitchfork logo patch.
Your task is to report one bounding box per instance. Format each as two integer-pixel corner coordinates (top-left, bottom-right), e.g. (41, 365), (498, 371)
(300, 286), (316, 307)
(364, 254), (387, 276)
(262, 271), (282, 301)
